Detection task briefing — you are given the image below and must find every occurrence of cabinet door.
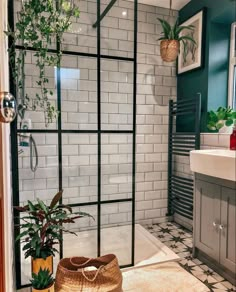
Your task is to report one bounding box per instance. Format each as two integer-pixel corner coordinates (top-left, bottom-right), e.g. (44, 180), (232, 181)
(195, 180), (221, 260)
(220, 187), (236, 273)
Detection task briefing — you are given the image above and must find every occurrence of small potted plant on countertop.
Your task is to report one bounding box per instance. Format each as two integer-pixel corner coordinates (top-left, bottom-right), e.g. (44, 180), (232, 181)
(157, 18), (196, 62)
(15, 190), (92, 275)
(31, 268), (54, 292)
(207, 106), (236, 133)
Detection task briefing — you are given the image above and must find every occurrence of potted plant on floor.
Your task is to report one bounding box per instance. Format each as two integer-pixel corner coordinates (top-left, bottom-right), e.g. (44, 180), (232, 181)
(157, 18), (196, 62)
(31, 268), (54, 292)
(207, 106), (236, 133)
(15, 190), (91, 275)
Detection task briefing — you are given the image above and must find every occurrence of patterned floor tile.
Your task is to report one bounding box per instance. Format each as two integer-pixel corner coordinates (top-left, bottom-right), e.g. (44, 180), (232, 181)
(165, 241), (188, 253)
(220, 281), (236, 291)
(145, 222), (236, 292)
(200, 265), (225, 282)
(158, 222), (180, 229)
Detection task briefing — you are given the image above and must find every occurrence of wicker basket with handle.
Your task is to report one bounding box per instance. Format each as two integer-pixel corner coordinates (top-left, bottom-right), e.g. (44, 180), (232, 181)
(160, 39), (180, 62)
(55, 254), (122, 292)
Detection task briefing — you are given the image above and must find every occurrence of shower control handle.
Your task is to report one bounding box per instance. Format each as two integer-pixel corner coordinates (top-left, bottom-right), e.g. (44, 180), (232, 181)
(213, 222), (218, 228)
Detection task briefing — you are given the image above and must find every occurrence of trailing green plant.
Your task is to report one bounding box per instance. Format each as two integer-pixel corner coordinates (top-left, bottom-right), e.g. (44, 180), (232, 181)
(157, 18), (196, 51)
(5, 0), (80, 126)
(30, 268), (54, 290)
(207, 106), (236, 131)
(15, 190), (92, 259)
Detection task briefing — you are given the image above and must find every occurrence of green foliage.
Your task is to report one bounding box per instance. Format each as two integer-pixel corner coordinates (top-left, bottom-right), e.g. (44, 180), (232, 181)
(157, 18), (196, 52)
(5, 0), (80, 126)
(15, 190), (93, 259)
(30, 268), (53, 289)
(207, 107), (236, 131)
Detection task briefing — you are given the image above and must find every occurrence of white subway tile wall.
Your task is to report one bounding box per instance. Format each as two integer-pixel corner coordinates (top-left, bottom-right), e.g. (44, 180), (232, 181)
(201, 133), (230, 149)
(17, 0), (177, 229)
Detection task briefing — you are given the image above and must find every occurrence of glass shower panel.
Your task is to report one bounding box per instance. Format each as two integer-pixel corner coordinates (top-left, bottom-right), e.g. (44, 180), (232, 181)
(101, 134), (132, 201)
(16, 50), (58, 130)
(63, 205), (98, 259)
(101, 59), (133, 130)
(62, 134), (97, 204)
(61, 0), (97, 54)
(101, 202), (132, 266)
(100, 0), (134, 58)
(18, 133), (59, 205)
(61, 56), (97, 130)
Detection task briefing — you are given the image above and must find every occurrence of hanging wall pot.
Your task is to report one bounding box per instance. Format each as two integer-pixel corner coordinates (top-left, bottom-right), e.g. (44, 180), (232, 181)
(0, 92), (17, 123)
(157, 0), (196, 63)
(160, 40), (180, 62)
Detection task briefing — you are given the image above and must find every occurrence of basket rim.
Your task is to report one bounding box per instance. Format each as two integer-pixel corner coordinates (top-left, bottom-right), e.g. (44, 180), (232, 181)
(57, 254), (119, 275)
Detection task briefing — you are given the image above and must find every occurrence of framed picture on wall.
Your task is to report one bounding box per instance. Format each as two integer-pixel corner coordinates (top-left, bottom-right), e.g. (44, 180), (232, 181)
(178, 8), (207, 75)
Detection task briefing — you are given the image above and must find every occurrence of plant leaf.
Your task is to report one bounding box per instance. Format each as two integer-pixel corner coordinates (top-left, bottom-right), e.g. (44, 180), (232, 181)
(179, 36), (196, 44)
(37, 199), (48, 214)
(225, 119), (233, 126)
(50, 190), (63, 209)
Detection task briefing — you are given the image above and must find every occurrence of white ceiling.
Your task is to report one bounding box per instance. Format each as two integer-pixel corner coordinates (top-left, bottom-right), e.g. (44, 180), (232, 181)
(128, 0), (191, 10)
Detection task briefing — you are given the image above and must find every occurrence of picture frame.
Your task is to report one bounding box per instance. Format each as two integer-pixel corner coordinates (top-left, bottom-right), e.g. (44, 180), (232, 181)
(177, 8), (207, 75)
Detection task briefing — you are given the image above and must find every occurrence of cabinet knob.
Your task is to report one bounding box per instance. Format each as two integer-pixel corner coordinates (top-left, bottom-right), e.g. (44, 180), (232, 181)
(213, 222), (218, 228)
(219, 224), (224, 230)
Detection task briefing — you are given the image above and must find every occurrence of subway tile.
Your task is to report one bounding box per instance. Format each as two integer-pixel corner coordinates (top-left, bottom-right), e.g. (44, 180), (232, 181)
(203, 134), (219, 146)
(136, 200), (153, 210)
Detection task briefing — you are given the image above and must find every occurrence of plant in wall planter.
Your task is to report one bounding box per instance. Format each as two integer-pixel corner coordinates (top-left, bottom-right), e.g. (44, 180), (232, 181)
(157, 18), (196, 62)
(31, 268), (54, 292)
(5, 0), (80, 126)
(207, 107), (236, 133)
(15, 190), (92, 275)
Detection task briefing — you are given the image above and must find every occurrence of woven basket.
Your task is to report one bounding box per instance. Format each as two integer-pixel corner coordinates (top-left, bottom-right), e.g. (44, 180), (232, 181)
(160, 40), (180, 62)
(55, 254), (122, 292)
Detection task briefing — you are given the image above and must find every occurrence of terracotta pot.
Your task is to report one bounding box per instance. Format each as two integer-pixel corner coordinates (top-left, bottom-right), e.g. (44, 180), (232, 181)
(160, 39), (180, 62)
(32, 255), (53, 275)
(32, 282), (54, 292)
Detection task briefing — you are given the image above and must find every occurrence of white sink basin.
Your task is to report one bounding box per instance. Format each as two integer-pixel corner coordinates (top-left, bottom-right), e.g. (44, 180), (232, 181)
(190, 149), (236, 181)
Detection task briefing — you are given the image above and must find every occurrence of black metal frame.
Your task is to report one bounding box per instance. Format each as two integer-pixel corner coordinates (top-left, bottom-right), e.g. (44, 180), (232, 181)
(8, 0), (138, 289)
(167, 95), (201, 220)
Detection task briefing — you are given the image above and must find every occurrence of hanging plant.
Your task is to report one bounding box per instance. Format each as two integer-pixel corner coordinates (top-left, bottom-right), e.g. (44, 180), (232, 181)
(5, 0), (80, 126)
(157, 18), (196, 62)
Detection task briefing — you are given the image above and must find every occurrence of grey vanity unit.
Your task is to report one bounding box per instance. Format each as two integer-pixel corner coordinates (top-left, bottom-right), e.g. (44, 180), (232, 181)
(193, 173), (236, 284)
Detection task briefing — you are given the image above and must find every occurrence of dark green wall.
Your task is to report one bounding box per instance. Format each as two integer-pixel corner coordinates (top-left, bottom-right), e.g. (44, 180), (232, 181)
(177, 0), (235, 132)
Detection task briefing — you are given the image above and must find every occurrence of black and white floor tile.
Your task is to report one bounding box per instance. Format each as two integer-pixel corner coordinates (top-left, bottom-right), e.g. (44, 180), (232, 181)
(145, 222), (236, 292)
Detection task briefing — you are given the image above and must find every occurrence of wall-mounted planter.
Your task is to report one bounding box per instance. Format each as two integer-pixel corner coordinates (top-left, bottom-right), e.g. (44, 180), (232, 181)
(160, 40), (180, 62)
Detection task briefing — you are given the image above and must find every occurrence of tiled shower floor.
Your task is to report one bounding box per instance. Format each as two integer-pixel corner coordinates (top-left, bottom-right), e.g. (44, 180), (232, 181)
(145, 222), (236, 292)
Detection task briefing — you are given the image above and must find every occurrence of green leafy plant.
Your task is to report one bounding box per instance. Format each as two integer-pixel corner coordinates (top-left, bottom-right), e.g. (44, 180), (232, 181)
(30, 268), (54, 290)
(5, 0), (80, 126)
(15, 190), (92, 259)
(207, 107), (236, 131)
(157, 18), (196, 49)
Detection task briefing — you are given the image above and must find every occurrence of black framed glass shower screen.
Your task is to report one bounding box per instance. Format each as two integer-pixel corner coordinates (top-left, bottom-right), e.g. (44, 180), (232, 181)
(9, 0), (138, 288)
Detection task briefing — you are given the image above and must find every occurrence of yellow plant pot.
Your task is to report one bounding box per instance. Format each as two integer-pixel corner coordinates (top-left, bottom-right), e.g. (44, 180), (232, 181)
(32, 283), (54, 292)
(160, 39), (180, 62)
(32, 255), (53, 275)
